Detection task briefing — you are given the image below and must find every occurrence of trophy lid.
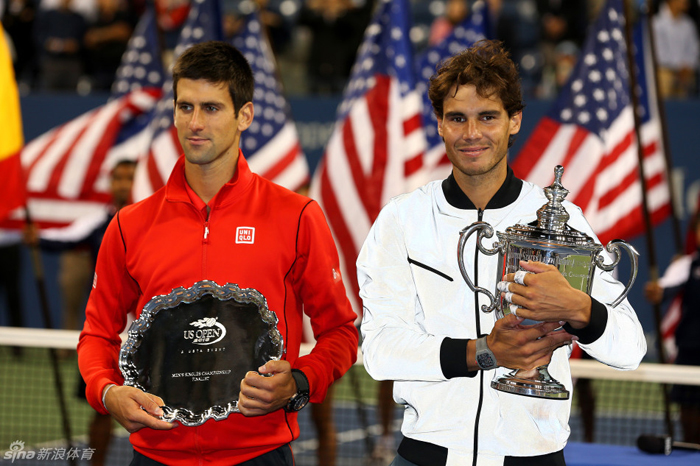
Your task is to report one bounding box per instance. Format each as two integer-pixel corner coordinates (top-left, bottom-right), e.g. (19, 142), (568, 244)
(502, 165), (598, 248)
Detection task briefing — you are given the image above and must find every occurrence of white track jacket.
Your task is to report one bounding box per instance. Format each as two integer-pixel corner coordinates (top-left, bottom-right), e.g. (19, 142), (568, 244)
(358, 171), (646, 466)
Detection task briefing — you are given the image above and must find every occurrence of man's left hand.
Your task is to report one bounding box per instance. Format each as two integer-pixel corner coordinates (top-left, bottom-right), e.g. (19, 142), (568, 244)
(238, 360), (296, 416)
(501, 260), (591, 329)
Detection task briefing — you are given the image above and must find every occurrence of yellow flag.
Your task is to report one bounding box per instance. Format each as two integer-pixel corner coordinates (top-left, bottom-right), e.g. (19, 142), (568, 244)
(0, 24), (26, 221)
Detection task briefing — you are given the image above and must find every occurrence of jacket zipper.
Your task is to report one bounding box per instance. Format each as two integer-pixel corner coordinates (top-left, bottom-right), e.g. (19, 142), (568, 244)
(472, 208), (484, 466)
(202, 212), (210, 277)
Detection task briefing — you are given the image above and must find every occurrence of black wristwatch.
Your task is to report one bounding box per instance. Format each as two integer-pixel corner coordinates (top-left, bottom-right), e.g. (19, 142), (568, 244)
(475, 336), (498, 370)
(285, 369), (310, 412)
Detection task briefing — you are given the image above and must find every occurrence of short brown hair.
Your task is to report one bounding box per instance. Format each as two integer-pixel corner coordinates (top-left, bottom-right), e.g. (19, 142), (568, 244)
(172, 41), (254, 116)
(428, 40), (524, 121)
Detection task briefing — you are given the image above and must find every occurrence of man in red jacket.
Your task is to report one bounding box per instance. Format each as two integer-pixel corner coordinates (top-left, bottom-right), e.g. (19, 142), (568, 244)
(78, 40), (358, 465)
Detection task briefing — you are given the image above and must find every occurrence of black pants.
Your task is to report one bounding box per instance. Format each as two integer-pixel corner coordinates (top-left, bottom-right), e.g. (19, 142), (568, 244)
(129, 444), (294, 466)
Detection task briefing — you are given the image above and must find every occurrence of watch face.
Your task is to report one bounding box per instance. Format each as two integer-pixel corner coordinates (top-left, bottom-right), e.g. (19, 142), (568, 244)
(293, 395), (309, 411)
(477, 353), (494, 369)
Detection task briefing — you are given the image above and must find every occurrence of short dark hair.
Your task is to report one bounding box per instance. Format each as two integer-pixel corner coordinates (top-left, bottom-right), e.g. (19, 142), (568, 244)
(172, 41), (254, 115)
(111, 159), (137, 174)
(429, 40), (524, 136)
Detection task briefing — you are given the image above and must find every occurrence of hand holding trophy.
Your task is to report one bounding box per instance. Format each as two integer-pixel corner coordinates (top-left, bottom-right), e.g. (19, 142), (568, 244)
(458, 165), (639, 399)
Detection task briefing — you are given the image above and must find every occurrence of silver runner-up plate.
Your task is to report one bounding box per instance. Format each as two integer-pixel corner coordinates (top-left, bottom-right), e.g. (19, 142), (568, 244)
(119, 280), (284, 426)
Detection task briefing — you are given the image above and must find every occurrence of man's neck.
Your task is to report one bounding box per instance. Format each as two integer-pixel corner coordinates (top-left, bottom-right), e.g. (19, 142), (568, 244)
(184, 154), (238, 205)
(453, 164), (508, 210)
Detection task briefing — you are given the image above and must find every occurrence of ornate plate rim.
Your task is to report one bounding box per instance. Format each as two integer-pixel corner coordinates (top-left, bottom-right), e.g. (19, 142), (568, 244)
(119, 280), (284, 426)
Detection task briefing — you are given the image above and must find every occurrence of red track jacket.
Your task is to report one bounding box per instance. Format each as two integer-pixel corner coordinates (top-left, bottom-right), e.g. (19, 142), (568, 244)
(78, 152), (358, 465)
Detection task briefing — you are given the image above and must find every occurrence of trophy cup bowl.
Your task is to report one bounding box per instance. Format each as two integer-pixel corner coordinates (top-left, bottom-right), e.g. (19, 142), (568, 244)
(457, 165), (639, 400)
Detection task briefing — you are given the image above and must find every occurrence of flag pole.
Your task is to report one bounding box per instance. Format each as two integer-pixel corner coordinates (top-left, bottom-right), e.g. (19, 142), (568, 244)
(23, 207), (77, 466)
(621, 0), (673, 437)
(641, 1), (684, 252)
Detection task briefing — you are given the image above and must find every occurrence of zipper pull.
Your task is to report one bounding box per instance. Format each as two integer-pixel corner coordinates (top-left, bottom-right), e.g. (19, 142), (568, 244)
(204, 225), (210, 240)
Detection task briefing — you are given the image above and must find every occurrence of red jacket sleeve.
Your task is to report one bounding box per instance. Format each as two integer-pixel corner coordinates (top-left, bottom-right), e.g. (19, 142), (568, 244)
(77, 212), (140, 414)
(292, 201), (358, 402)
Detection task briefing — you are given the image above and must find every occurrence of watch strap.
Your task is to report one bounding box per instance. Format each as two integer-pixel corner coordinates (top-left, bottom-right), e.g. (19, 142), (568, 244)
(475, 336), (498, 370)
(285, 369), (310, 412)
(291, 369), (309, 394)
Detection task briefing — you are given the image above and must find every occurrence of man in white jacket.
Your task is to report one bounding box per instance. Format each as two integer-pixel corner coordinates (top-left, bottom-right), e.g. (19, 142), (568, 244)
(357, 40), (646, 466)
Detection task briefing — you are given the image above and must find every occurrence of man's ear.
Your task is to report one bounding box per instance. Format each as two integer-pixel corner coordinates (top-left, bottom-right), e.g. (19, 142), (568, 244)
(237, 101), (254, 132)
(509, 111), (522, 136)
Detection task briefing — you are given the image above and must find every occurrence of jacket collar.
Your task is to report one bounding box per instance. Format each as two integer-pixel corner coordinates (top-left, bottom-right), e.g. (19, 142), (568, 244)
(441, 165), (523, 210)
(165, 149), (254, 209)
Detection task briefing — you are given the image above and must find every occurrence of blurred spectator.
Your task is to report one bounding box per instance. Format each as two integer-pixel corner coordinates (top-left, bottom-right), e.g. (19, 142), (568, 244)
(2, 0), (38, 91)
(429, 0), (469, 46)
(539, 39), (579, 98)
(644, 214), (700, 444)
(488, 0), (542, 97)
(84, 0), (134, 91)
(653, 0), (699, 98)
(155, 0), (190, 61)
(537, 0), (586, 48)
(0, 230), (24, 356)
(40, 0), (97, 21)
(536, 0), (587, 97)
(298, 0), (372, 94)
(222, 0), (293, 57)
(34, 0), (87, 91)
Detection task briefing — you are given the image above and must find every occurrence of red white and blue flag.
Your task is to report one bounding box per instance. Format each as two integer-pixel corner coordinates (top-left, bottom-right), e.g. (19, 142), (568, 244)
(310, 0), (427, 313)
(415, 0), (490, 179)
(2, 8), (164, 229)
(232, 12), (308, 190)
(512, 0), (671, 245)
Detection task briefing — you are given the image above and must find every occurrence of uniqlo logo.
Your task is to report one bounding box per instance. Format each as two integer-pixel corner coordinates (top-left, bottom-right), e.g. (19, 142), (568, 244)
(236, 227), (255, 244)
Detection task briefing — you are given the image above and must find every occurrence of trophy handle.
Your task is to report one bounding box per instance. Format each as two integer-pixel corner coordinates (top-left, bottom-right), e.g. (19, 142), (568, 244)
(458, 222), (502, 313)
(594, 239), (640, 308)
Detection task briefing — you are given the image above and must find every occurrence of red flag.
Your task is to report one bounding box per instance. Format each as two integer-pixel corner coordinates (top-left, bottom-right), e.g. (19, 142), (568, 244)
(309, 0), (427, 314)
(0, 24), (26, 222)
(512, 0), (671, 245)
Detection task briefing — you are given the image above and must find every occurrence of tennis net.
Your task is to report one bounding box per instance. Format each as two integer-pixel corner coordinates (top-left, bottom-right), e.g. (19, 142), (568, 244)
(1, 327), (699, 466)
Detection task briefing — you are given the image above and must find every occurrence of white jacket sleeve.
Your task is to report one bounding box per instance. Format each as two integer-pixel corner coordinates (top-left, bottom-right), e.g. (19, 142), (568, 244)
(566, 205), (647, 370)
(357, 202), (448, 382)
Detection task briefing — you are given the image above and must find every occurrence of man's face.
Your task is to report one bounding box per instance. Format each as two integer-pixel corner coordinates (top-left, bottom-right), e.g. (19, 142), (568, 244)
(110, 163), (135, 208)
(174, 78), (252, 170)
(437, 84), (521, 182)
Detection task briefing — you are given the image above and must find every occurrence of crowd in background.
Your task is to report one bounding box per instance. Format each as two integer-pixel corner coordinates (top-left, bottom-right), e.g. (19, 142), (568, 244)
(2, 0), (700, 99)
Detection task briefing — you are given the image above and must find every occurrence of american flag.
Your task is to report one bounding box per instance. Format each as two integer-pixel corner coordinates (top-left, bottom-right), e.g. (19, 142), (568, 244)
(1, 8), (164, 229)
(232, 11), (308, 191)
(309, 0), (426, 313)
(512, 0), (671, 245)
(415, 0), (490, 179)
(132, 0), (224, 201)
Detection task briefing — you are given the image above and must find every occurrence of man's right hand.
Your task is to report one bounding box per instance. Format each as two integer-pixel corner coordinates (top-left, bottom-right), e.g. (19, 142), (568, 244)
(487, 314), (575, 370)
(103, 385), (177, 433)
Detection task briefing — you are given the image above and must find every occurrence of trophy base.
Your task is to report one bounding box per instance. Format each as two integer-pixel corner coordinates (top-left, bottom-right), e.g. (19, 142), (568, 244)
(491, 367), (570, 400)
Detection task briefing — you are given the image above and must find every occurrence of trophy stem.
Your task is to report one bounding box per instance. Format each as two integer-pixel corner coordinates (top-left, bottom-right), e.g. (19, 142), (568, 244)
(491, 364), (570, 400)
